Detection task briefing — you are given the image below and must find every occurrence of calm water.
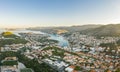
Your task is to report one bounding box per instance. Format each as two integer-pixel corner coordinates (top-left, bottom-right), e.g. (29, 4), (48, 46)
(49, 34), (69, 47)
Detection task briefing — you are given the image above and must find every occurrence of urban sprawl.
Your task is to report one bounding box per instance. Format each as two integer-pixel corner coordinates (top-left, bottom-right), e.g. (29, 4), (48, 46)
(0, 31), (120, 72)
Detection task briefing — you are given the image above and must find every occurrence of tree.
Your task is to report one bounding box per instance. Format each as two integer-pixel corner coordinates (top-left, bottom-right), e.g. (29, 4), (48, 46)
(115, 68), (120, 72)
(74, 66), (82, 71)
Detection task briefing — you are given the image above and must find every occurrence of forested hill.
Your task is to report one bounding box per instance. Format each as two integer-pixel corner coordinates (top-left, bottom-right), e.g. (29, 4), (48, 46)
(27, 24), (102, 33)
(80, 24), (120, 37)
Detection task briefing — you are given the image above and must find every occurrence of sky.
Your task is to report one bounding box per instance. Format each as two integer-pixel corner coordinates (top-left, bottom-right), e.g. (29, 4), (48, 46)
(0, 0), (120, 28)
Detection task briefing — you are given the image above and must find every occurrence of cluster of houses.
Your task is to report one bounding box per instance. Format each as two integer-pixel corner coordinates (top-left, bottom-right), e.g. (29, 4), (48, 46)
(20, 46), (120, 72)
(20, 47), (83, 72)
(0, 44), (25, 52)
(0, 57), (34, 72)
(64, 32), (120, 71)
(68, 32), (120, 46)
(0, 31), (120, 72)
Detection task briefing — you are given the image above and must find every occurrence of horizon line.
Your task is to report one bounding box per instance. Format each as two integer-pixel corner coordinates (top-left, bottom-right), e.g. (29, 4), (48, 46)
(0, 23), (120, 29)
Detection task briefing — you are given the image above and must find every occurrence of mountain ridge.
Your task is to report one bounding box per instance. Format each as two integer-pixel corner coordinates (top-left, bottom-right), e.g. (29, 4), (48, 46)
(80, 24), (120, 37)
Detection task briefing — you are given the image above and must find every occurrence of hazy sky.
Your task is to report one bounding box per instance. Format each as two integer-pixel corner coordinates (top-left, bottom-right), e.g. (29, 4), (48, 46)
(0, 0), (120, 28)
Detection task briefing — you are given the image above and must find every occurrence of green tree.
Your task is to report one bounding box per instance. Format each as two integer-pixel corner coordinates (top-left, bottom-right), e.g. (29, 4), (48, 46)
(115, 68), (120, 72)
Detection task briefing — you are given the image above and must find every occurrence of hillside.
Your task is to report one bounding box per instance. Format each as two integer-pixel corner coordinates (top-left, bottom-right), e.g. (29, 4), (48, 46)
(27, 24), (102, 33)
(1, 31), (19, 38)
(80, 24), (120, 37)
(0, 33), (28, 47)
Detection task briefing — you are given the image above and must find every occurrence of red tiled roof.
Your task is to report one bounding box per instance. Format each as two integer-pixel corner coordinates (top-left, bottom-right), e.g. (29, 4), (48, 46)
(69, 65), (76, 69)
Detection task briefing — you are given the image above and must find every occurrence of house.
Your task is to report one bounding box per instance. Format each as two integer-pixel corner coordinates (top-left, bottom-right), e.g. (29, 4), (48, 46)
(65, 65), (77, 72)
(1, 57), (18, 72)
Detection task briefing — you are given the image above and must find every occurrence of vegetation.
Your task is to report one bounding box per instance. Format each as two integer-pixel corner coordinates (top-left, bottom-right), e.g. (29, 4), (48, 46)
(28, 25), (101, 33)
(3, 34), (18, 38)
(52, 48), (64, 58)
(116, 39), (120, 46)
(17, 53), (57, 72)
(43, 47), (83, 58)
(0, 51), (17, 65)
(2, 60), (18, 66)
(38, 37), (58, 43)
(43, 46), (65, 58)
(0, 32), (28, 47)
(2, 31), (13, 36)
(115, 68), (120, 72)
(99, 43), (117, 49)
(0, 51), (16, 59)
(20, 68), (33, 72)
(74, 66), (82, 71)
(0, 51), (57, 72)
(80, 24), (120, 37)
(2, 31), (18, 38)
(99, 42), (120, 56)
(0, 38), (28, 47)
(43, 46), (96, 61)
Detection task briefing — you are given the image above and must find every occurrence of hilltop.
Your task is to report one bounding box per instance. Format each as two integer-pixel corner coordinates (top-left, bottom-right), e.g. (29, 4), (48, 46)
(0, 32), (28, 47)
(27, 24), (102, 33)
(1, 31), (18, 38)
(80, 24), (120, 37)
(27, 24), (120, 37)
